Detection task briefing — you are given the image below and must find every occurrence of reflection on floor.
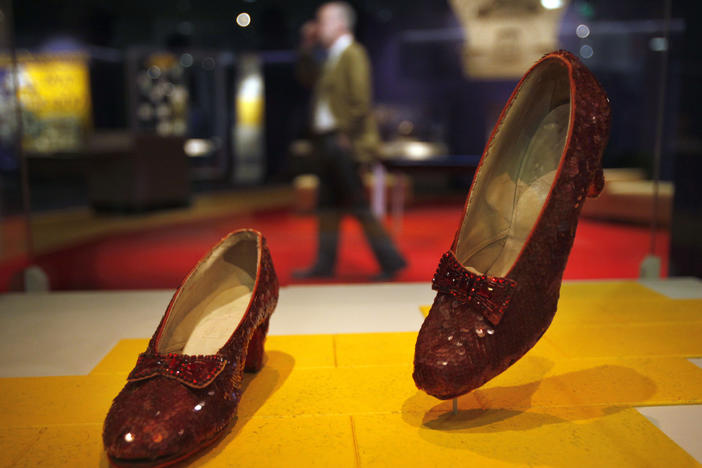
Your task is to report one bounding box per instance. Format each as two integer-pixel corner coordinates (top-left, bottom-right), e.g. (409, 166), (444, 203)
(0, 281), (700, 466)
(30, 205), (669, 290)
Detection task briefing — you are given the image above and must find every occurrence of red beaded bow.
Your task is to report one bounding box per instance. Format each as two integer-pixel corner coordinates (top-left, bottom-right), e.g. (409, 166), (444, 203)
(432, 251), (517, 326)
(127, 352), (228, 389)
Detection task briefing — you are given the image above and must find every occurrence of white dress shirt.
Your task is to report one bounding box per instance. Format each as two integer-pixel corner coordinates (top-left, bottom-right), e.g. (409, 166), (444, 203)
(313, 33), (353, 133)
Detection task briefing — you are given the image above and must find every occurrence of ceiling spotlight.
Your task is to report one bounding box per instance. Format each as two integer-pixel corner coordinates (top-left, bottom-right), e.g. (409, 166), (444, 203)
(540, 0), (564, 10)
(236, 12), (251, 27)
(576, 24), (590, 39)
(649, 37), (668, 52)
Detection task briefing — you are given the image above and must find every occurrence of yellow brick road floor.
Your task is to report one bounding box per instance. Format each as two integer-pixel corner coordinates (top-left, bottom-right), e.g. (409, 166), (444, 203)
(1, 281), (701, 467)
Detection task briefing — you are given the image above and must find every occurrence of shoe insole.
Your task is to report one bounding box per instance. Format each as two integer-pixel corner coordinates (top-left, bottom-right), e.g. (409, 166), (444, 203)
(485, 169), (557, 276)
(157, 235), (260, 356)
(175, 263), (255, 356)
(460, 103), (569, 277)
(182, 287), (253, 356)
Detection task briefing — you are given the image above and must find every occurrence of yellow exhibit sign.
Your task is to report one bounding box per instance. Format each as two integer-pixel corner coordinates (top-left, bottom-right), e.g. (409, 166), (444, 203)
(17, 57), (91, 119)
(2, 52), (92, 152)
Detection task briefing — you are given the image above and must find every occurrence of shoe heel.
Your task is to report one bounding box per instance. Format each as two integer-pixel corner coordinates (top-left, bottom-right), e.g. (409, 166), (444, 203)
(244, 316), (270, 373)
(586, 163), (605, 198)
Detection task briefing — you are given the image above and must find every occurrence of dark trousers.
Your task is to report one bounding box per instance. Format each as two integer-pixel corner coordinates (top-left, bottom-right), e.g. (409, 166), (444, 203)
(311, 133), (406, 273)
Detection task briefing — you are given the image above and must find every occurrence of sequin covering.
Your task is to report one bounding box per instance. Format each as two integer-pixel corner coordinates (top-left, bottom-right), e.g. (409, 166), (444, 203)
(432, 250), (517, 326)
(413, 50), (611, 400)
(103, 229), (279, 465)
(127, 353), (228, 389)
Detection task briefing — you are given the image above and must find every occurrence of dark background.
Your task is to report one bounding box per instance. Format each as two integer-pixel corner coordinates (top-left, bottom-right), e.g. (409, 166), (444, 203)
(6, 0), (702, 276)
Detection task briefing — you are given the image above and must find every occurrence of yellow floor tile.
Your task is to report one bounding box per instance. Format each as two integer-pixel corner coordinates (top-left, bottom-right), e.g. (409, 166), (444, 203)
(334, 332), (417, 367)
(6, 353), (699, 436)
(0, 426), (46, 467)
(8, 424), (107, 468)
(521, 336), (564, 361)
(3, 278), (702, 467)
(353, 407), (699, 467)
(334, 332), (561, 368)
(423, 286), (701, 326)
(475, 357), (702, 410)
(417, 311), (702, 360)
(90, 339), (148, 375)
(265, 334), (336, 369)
(550, 297), (607, 322)
(240, 365), (420, 418)
(7, 416), (357, 468)
(559, 281), (665, 301)
(90, 335), (335, 376)
(189, 415), (357, 468)
(675, 299), (702, 316)
(241, 362), (485, 418)
(236, 351), (297, 418)
(546, 322), (702, 358)
(419, 281), (667, 320)
(555, 298), (702, 325)
(548, 357), (702, 408)
(244, 355), (702, 418)
(0, 375), (125, 427)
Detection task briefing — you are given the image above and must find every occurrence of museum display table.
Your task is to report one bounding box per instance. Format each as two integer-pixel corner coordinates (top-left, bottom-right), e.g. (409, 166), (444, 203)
(0, 280), (700, 466)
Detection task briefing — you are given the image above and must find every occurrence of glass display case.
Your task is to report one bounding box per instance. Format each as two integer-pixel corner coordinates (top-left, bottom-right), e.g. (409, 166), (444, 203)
(0, 0), (32, 290)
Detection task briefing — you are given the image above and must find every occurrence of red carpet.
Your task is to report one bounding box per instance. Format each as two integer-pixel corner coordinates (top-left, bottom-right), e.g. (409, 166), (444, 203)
(30, 205), (669, 290)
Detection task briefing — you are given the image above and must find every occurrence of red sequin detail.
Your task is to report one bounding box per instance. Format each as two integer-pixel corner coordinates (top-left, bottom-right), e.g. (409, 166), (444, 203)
(432, 250), (517, 326)
(413, 50), (612, 400)
(127, 352), (227, 389)
(104, 230), (280, 463)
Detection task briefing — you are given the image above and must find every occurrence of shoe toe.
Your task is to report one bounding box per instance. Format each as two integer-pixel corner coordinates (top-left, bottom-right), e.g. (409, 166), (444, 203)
(413, 297), (497, 399)
(413, 342), (481, 400)
(103, 377), (202, 462)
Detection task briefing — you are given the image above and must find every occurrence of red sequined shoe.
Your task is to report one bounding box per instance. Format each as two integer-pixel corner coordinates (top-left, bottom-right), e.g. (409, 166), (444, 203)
(413, 50), (610, 400)
(103, 229), (278, 466)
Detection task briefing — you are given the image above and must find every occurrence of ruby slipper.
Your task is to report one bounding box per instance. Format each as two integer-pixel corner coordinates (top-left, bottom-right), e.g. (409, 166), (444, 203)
(413, 50), (611, 400)
(103, 229), (278, 466)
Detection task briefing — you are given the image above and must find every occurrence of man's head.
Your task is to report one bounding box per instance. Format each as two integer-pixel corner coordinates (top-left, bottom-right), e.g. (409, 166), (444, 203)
(316, 2), (356, 48)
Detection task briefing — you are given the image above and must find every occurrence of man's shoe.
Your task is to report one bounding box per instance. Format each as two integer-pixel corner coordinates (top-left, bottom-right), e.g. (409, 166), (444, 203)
(371, 259), (407, 282)
(292, 267), (335, 279)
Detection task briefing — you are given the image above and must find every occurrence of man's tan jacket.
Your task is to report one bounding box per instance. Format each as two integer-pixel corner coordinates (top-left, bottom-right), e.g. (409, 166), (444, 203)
(304, 41), (380, 162)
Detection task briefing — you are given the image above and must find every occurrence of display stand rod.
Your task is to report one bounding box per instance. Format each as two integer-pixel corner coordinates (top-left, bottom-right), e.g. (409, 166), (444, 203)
(640, 0), (671, 279)
(651, 0), (672, 255)
(452, 398), (458, 415)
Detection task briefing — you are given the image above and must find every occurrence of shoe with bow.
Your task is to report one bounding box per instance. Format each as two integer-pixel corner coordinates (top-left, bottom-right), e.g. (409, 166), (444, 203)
(103, 229), (278, 466)
(413, 50), (611, 399)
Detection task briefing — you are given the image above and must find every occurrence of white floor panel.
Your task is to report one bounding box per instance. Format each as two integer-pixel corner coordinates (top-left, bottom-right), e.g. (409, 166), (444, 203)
(270, 282), (431, 336)
(0, 283), (433, 377)
(639, 277), (702, 299)
(636, 405), (702, 463)
(0, 291), (170, 377)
